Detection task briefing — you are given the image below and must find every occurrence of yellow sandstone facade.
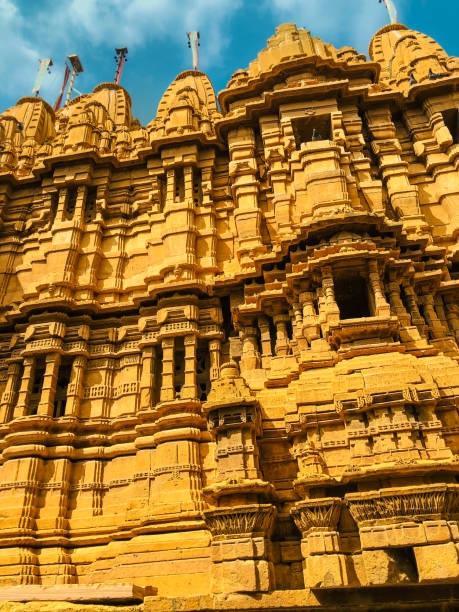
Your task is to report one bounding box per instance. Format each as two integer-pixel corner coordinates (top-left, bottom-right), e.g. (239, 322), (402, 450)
(0, 22), (457, 610)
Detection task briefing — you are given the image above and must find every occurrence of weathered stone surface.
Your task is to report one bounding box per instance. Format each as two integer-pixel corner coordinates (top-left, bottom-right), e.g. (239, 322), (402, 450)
(0, 17), (458, 612)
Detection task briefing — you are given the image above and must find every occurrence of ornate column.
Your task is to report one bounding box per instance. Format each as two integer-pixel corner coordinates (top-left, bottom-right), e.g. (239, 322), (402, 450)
(273, 308), (290, 356)
(387, 275), (411, 326)
(291, 498), (348, 588)
(257, 316), (272, 363)
(368, 260), (391, 317)
(228, 125), (266, 266)
(139, 346), (156, 411)
(160, 337), (175, 402)
(444, 294), (459, 341)
(208, 339), (221, 382)
(204, 504), (276, 594)
(239, 325), (260, 370)
(402, 284), (427, 337)
(321, 267), (340, 324)
(420, 293), (448, 339)
(37, 352), (61, 417)
(14, 357), (35, 418)
(0, 361), (21, 422)
(203, 361), (276, 593)
(64, 355), (87, 417)
(181, 334), (198, 399)
(300, 290), (320, 344)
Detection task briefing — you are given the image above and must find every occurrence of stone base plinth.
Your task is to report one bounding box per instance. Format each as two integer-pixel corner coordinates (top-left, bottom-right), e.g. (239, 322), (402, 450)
(0, 583), (149, 602)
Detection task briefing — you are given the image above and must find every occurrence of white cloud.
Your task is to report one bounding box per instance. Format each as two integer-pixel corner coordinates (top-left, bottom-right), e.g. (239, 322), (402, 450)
(0, 0), (39, 99)
(0, 0), (241, 113)
(41, 0), (241, 67)
(266, 0), (399, 56)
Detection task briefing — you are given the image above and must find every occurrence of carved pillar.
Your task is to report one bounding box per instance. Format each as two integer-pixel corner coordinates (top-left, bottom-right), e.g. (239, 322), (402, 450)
(239, 325), (260, 370)
(37, 352), (61, 417)
(444, 294), (459, 341)
(258, 316), (272, 361)
(368, 260), (391, 317)
(321, 267), (340, 324)
(420, 293), (448, 339)
(273, 308), (290, 356)
(300, 291), (320, 344)
(14, 357), (35, 418)
(204, 504), (276, 594)
(387, 277), (411, 326)
(209, 339), (221, 382)
(291, 498), (348, 588)
(160, 337), (175, 402)
(64, 355), (87, 417)
(403, 284), (427, 337)
(299, 140), (351, 219)
(0, 362), (21, 422)
(228, 125), (266, 266)
(139, 346), (156, 411)
(182, 334), (198, 399)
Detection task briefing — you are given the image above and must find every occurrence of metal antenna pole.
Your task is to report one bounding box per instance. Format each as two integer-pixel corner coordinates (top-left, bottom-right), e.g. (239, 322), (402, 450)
(65, 55), (84, 105)
(378, 0), (398, 24)
(32, 58), (53, 97)
(114, 48), (128, 85)
(187, 32), (200, 70)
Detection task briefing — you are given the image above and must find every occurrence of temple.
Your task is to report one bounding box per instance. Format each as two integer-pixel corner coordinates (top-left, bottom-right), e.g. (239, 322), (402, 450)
(0, 21), (458, 611)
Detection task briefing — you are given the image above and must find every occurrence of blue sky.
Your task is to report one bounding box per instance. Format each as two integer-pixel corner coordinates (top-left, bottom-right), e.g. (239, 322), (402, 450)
(1, 0), (457, 126)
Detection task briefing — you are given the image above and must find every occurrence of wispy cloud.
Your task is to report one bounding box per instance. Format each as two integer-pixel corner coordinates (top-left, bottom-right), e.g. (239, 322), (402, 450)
(0, 0), (39, 100)
(1, 0), (241, 109)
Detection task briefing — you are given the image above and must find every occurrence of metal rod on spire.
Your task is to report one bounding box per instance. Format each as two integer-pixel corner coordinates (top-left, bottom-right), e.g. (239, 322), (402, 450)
(32, 58), (53, 97)
(53, 64), (71, 112)
(65, 55), (84, 106)
(378, 0), (398, 24)
(114, 47), (128, 85)
(187, 32), (200, 70)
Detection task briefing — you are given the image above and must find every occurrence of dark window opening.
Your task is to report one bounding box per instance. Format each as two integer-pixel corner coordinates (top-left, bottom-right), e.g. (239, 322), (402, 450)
(29, 358), (45, 415)
(450, 260), (459, 280)
(49, 191), (59, 225)
(175, 167), (185, 201)
(174, 337), (185, 398)
(269, 317), (277, 355)
(53, 361), (72, 418)
(84, 187), (97, 223)
(65, 186), (77, 219)
(390, 547), (419, 583)
(221, 296), (236, 340)
(292, 115), (331, 150)
(196, 346), (210, 402)
(157, 173), (167, 209)
(192, 168), (203, 206)
(334, 274), (371, 320)
(441, 109), (459, 145)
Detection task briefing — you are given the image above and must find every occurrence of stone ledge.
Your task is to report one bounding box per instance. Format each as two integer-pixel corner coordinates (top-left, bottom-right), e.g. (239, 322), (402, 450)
(0, 583), (150, 603)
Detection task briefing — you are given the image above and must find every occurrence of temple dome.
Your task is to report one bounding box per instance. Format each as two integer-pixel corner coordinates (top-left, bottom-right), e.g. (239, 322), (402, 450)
(369, 23), (459, 92)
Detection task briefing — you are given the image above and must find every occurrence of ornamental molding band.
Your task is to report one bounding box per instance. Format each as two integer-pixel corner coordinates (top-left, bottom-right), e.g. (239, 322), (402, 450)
(0, 20), (457, 611)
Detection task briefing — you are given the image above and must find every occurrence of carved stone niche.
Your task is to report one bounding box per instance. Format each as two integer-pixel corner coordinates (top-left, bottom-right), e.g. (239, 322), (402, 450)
(291, 498), (353, 589)
(346, 484), (459, 584)
(203, 503), (277, 594)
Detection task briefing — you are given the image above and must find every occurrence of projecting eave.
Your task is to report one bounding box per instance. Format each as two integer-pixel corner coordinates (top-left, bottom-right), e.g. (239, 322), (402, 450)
(405, 74), (459, 103)
(218, 56), (381, 114)
(215, 79), (379, 139)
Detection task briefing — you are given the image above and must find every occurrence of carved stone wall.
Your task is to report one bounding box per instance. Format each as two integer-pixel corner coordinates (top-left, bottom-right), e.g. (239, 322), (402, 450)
(0, 20), (458, 611)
